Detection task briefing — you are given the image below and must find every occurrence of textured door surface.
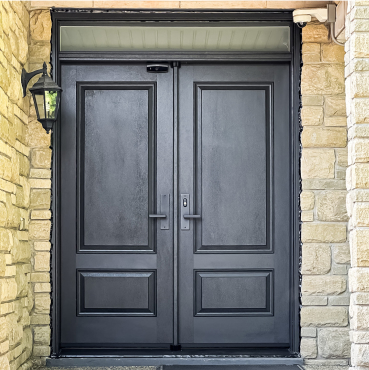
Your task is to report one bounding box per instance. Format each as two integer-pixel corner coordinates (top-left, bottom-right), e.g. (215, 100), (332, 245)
(60, 64), (174, 347)
(60, 62), (292, 350)
(177, 64), (291, 348)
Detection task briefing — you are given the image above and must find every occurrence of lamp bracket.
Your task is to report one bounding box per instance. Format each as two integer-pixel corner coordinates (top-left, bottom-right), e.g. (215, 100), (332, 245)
(21, 62), (47, 98)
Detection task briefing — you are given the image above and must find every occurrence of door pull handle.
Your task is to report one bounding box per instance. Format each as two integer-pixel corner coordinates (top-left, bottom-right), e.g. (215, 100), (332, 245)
(149, 194), (170, 230)
(183, 215), (201, 219)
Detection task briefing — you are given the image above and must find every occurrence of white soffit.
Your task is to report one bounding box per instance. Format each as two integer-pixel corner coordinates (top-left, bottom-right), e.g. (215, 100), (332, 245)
(60, 25), (290, 52)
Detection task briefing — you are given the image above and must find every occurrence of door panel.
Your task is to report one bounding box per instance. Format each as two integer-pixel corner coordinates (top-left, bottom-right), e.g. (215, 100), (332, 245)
(60, 64), (174, 346)
(59, 62), (293, 351)
(178, 64), (291, 347)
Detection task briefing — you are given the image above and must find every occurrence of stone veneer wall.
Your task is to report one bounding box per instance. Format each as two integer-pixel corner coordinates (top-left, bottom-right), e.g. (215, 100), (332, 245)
(1, 1), (362, 369)
(300, 22), (351, 367)
(0, 2), (33, 370)
(345, 0), (369, 368)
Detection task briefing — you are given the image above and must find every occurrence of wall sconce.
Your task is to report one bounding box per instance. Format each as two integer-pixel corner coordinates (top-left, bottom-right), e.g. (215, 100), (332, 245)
(21, 62), (62, 133)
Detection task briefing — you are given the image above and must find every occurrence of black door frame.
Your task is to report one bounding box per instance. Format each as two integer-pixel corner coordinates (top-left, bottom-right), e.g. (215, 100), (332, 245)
(50, 8), (301, 360)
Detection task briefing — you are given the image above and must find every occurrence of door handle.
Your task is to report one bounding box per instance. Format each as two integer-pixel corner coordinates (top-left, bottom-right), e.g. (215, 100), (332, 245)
(149, 194), (170, 230)
(181, 194), (200, 230)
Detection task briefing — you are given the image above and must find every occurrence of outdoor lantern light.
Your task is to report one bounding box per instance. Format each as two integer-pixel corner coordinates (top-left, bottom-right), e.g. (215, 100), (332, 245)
(21, 62), (62, 133)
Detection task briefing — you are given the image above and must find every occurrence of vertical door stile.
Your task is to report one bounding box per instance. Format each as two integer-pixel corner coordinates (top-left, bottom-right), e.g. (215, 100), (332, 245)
(172, 63), (179, 347)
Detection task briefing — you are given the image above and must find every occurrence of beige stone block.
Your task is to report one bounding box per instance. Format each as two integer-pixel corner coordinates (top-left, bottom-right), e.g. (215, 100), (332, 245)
(33, 326), (51, 345)
(349, 268), (369, 292)
(31, 0), (93, 7)
(350, 330), (369, 344)
(349, 138), (369, 163)
(25, 119), (50, 148)
(29, 221), (51, 240)
(0, 228), (13, 252)
(302, 275), (346, 295)
(30, 272), (50, 283)
(11, 240), (30, 264)
(34, 283), (51, 293)
(301, 106), (323, 126)
(95, 0), (180, 7)
(353, 203), (369, 227)
(0, 354), (10, 370)
(34, 241), (51, 251)
(321, 43), (345, 63)
(302, 23), (329, 43)
(324, 117), (347, 127)
(351, 306), (369, 331)
(333, 244), (351, 264)
(301, 243), (331, 274)
(352, 343), (369, 366)
(301, 211), (314, 222)
(301, 64), (345, 95)
(301, 296), (327, 306)
(32, 345), (50, 357)
(30, 315), (50, 325)
(303, 54), (321, 64)
(31, 148), (52, 169)
(301, 127), (347, 148)
(34, 294), (50, 314)
(301, 306), (348, 327)
(30, 169), (51, 179)
(30, 189), (51, 209)
(30, 10), (51, 41)
(301, 191), (315, 210)
(351, 229), (369, 266)
(352, 72), (369, 98)
(329, 296), (350, 306)
(0, 278), (17, 301)
(316, 191), (348, 222)
(353, 33), (369, 58)
(336, 148), (348, 167)
(34, 252), (50, 271)
(301, 327), (316, 338)
(29, 179), (51, 189)
(318, 329), (350, 358)
(31, 210), (51, 220)
(301, 223), (346, 243)
(301, 149), (335, 179)
(302, 43), (321, 54)
(352, 164), (369, 189)
(352, 98), (369, 124)
(300, 337), (317, 359)
(302, 95), (324, 106)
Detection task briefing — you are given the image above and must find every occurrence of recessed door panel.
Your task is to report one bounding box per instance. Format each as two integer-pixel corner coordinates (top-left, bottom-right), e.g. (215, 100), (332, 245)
(80, 85), (156, 251)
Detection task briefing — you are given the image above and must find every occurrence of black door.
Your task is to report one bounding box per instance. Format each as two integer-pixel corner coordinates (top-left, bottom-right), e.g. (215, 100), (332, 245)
(59, 62), (292, 350)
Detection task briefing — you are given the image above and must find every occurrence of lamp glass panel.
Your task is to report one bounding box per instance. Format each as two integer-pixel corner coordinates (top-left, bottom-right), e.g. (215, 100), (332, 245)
(60, 25), (290, 52)
(45, 90), (59, 119)
(34, 93), (46, 120)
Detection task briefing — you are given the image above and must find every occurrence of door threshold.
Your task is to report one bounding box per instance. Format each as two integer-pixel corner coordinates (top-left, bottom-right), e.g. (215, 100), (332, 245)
(47, 356), (303, 367)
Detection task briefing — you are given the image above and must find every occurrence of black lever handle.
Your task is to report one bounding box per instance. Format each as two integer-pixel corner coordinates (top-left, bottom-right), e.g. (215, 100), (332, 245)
(183, 215), (201, 219)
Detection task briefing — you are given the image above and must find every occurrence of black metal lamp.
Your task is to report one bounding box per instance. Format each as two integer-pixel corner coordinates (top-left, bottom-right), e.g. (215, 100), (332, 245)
(21, 62), (62, 133)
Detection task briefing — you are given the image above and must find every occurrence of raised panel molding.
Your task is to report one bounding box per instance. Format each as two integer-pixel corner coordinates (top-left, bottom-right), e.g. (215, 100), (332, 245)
(77, 270), (157, 316)
(194, 270), (274, 316)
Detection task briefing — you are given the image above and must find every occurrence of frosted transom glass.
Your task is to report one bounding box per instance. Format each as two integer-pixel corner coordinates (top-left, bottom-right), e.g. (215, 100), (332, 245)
(60, 25), (290, 52)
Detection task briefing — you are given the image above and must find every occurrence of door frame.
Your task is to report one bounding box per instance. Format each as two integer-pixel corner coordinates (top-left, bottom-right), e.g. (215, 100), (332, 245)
(50, 8), (302, 359)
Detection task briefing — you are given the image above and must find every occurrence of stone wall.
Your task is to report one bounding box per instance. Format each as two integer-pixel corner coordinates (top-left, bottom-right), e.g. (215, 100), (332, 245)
(345, 1), (369, 369)
(0, 2), (33, 370)
(300, 22), (351, 367)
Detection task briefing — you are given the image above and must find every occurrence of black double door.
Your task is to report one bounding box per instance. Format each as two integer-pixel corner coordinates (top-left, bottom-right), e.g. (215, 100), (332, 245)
(60, 62), (292, 350)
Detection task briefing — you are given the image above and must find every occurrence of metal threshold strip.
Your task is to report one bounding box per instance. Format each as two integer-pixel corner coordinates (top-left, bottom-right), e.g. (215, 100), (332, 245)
(46, 357), (303, 367)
